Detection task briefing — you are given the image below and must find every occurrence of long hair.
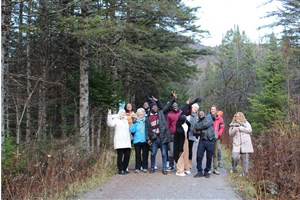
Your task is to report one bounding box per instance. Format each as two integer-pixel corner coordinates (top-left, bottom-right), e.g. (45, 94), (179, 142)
(231, 112), (246, 123)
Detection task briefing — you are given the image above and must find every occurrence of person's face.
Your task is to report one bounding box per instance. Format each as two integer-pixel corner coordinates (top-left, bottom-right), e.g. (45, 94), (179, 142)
(235, 113), (241, 122)
(119, 110), (126, 118)
(137, 111), (145, 118)
(143, 102), (149, 109)
(211, 106), (217, 115)
(199, 111), (205, 118)
(151, 105), (158, 113)
(192, 106), (198, 113)
(172, 103), (179, 112)
(126, 103), (132, 111)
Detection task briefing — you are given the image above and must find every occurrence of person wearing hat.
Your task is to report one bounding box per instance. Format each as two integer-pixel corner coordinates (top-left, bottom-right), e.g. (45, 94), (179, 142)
(146, 101), (171, 175)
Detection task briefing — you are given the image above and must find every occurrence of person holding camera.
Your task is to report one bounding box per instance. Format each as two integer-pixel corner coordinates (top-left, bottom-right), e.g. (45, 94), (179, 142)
(229, 112), (253, 177)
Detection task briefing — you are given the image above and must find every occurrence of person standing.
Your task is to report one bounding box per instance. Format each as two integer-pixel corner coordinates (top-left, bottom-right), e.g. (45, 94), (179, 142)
(186, 103), (199, 173)
(125, 103), (137, 128)
(130, 108), (149, 173)
(229, 112), (253, 177)
(208, 105), (224, 175)
(146, 102), (171, 175)
(193, 111), (215, 178)
(107, 109), (132, 175)
(174, 114), (190, 176)
(217, 110), (224, 168)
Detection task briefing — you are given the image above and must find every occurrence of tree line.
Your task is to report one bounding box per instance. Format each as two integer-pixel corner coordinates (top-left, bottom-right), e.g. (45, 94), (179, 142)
(1, 0), (206, 152)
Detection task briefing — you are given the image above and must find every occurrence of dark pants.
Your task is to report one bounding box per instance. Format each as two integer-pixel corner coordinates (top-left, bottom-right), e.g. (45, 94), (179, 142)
(196, 140), (215, 173)
(117, 148), (131, 172)
(188, 140), (194, 160)
(134, 143), (149, 170)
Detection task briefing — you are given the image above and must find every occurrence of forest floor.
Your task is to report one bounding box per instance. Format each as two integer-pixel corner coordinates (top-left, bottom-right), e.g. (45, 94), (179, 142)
(81, 143), (241, 200)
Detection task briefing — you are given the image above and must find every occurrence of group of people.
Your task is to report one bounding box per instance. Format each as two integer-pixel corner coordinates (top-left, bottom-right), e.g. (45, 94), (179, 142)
(107, 93), (254, 178)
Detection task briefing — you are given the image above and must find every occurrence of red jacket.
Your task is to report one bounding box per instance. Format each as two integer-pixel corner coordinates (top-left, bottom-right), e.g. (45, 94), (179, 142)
(212, 115), (224, 138)
(166, 110), (182, 135)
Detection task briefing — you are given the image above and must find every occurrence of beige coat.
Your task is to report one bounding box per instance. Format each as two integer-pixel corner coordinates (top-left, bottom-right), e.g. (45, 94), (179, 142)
(229, 121), (254, 153)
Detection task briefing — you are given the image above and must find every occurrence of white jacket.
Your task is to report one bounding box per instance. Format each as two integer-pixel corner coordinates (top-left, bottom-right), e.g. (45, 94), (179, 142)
(107, 114), (132, 150)
(229, 121), (254, 153)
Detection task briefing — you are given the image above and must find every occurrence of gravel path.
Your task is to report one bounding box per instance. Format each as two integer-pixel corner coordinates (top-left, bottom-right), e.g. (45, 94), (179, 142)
(81, 144), (241, 200)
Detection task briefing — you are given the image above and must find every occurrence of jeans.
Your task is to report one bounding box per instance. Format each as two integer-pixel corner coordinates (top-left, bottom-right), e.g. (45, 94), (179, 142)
(196, 140), (215, 173)
(151, 137), (168, 170)
(217, 142), (222, 164)
(116, 148), (131, 172)
(134, 143), (149, 170)
(168, 135), (175, 168)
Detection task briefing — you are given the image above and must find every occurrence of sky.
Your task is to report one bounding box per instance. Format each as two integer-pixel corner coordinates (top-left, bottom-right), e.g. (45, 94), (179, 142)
(183, 0), (282, 46)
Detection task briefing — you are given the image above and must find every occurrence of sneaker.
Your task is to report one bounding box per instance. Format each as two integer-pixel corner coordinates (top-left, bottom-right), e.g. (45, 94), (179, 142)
(176, 172), (186, 177)
(218, 163), (223, 168)
(150, 168), (155, 173)
(193, 172), (204, 178)
(154, 165), (158, 170)
(230, 169), (237, 173)
(166, 166), (174, 171)
(142, 169), (148, 173)
(134, 169), (140, 173)
(162, 170), (168, 175)
(204, 171), (210, 178)
(208, 170), (211, 175)
(213, 169), (220, 175)
(184, 170), (191, 175)
(119, 170), (126, 175)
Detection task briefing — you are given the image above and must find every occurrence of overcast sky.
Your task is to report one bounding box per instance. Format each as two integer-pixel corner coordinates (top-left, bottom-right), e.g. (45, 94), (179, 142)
(183, 0), (282, 46)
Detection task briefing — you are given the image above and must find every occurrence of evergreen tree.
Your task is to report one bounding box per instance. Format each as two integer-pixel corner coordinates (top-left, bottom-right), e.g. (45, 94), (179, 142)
(248, 34), (288, 133)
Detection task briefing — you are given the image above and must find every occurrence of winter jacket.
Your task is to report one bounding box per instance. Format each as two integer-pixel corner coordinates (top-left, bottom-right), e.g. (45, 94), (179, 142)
(107, 114), (132, 150)
(130, 118), (147, 144)
(146, 110), (171, 144)
(174, 115), (190, 162)
(126, 112), (137, 128)
(208, 113), (224, 138)
(186, 112), (197, 141)
(229, 121), (254, 153)
(194, 116), (215, 141)
(166, 102), (194, 135)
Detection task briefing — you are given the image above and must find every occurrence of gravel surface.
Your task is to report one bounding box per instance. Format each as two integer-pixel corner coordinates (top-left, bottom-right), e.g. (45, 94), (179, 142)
(81, 144), (241, 200)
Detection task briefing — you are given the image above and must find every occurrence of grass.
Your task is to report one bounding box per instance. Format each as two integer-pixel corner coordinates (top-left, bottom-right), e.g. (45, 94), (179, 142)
(48, 150), (117, 200)
(221, 143), (257, 200)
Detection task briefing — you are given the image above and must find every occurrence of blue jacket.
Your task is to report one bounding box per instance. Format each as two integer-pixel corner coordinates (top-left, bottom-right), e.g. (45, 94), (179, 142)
(130, 118), (147, 144)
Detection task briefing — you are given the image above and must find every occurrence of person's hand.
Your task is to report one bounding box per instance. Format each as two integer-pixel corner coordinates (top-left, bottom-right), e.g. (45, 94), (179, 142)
(147, 140), (152, 146)
(172, 91), (177, 99)
(186, 97), (191, 104)
(151, 96), (158, 102)
(108, 109), (112, 115)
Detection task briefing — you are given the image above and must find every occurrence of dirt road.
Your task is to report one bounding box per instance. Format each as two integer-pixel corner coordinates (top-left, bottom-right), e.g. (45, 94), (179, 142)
(81, 144), (241, 200)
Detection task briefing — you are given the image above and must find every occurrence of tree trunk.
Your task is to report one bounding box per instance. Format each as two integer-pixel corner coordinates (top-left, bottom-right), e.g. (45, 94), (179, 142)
(79, 0), (90, 151)
(91, 112), (95, 152)
(96, 111), (102, 148)
(36, 59), (47, 140)
(1, 0), (13, 136)
(26, 0), (32, 142)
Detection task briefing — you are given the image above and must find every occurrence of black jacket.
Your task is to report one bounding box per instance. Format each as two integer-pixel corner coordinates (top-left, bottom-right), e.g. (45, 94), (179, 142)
(174, 115), (191, 163)
(146, 110), (171, 144)
(194, 115), (215, 141)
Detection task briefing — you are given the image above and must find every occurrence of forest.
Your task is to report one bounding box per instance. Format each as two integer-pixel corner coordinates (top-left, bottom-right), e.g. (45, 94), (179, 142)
(1, 0), (299, 199)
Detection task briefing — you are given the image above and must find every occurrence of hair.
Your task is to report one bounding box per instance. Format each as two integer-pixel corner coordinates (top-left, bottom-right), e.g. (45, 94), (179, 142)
(192, 103), (199, 110)
(211, 105), (218, 110)
(125, 103), (134, 113)
(217, 110), (223, 117)
(136, 108), (146, 116)
(231, 112), (246, 123)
